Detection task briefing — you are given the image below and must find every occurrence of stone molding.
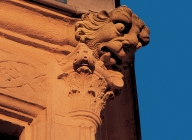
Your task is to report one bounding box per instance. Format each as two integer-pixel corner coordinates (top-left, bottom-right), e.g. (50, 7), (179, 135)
(0, 1), (150, 139)
(0, 1), (150, 57)
(0, 93), (45, 122)
(0, 0), (78, 53)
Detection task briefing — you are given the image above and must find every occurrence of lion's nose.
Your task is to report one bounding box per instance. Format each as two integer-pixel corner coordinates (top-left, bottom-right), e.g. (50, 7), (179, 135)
(124, 33), (139, 47)
(122, 40), (131, 51)
(122, 40), (129, 46)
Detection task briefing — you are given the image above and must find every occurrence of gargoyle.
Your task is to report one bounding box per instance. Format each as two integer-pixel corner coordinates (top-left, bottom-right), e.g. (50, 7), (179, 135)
(74, 6), (150, 70)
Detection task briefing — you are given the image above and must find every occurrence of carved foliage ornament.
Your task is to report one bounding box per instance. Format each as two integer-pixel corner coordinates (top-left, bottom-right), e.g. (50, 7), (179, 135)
(58, 43), (124, 117)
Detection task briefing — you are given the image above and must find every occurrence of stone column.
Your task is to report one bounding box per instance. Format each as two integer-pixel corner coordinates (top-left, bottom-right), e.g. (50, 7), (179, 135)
(56, 43), (124, 139)
(51, 6), (150, 140)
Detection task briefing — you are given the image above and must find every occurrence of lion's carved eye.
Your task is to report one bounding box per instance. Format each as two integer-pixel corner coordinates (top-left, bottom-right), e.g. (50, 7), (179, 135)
(115, 23), (125, 33)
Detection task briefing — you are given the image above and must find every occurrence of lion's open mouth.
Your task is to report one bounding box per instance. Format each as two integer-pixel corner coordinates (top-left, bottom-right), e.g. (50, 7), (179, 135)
(100, 46), (122, 65)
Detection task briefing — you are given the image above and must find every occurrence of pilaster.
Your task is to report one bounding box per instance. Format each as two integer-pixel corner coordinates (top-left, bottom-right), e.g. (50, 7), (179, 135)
(0, 1), (150, 140)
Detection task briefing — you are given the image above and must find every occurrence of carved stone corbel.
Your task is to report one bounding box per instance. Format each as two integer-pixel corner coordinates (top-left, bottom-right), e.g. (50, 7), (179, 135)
(57, 5), (150, 140)
(75, 6), (150, 70)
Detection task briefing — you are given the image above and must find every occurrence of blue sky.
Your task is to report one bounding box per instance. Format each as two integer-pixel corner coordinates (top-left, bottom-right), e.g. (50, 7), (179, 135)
(121, 0), (192, 139)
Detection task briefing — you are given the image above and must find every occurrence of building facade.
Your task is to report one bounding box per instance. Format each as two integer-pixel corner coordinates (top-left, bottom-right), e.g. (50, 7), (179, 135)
(0, 0), (150, 139)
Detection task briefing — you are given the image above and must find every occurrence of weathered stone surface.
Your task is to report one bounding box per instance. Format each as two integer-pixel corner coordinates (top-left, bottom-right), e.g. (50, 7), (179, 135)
(0, 1), (150, 140)
(75, 6), (150, 70)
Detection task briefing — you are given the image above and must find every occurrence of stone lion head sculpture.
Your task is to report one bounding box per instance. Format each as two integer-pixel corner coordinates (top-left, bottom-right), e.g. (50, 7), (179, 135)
(75, 6), (150, 70)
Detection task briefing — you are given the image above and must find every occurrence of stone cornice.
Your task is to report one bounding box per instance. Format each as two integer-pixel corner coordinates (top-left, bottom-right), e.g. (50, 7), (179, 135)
(0, 27), (72, 54)
(0, 0), (79, 53)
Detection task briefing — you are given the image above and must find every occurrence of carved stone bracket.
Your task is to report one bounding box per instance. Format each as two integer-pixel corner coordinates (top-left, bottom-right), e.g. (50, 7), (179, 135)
(75, 6), (150, 70)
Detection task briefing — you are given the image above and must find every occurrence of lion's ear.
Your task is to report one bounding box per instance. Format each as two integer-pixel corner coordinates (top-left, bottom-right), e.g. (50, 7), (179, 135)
(97, 10), (109, 20)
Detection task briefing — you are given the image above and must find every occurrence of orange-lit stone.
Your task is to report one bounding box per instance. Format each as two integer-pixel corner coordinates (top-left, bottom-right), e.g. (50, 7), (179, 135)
(0, 1), (149, 140)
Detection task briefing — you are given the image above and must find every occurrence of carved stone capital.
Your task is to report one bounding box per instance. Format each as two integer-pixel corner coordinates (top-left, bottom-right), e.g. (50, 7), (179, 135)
(58, 43), (124, 117)
(57, 43), (125, 139)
